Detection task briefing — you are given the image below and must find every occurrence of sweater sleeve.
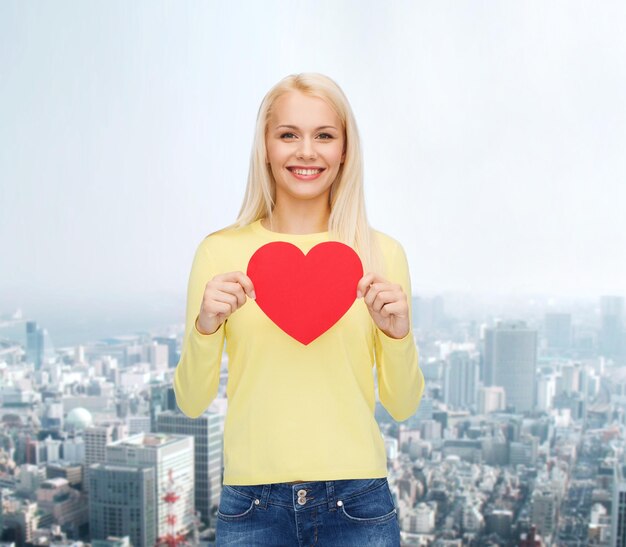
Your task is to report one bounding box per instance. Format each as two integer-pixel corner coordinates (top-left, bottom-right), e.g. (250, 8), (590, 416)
(173, 239), (226, 419)
(374, 241), (425, 422)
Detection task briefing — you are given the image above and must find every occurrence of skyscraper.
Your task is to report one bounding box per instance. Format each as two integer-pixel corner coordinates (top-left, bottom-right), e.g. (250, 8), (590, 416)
(483, 327), (495, 386)
(105, 432), (195, 541)
(26, 320), (44, 370)
(612, 462), (626, 547)
(88, 464), (157, 547)
(153, 335), (178, 368)
(156, 410), (224, 527)
(483, 321), (538, 413)
(600, 295), (624, 360)
(531, 488), (558, 540)
(443, 350), (479, 409)
(84, 423), (128, 493)
(477, 386), (506, 414)
(149, 383), (178, 432)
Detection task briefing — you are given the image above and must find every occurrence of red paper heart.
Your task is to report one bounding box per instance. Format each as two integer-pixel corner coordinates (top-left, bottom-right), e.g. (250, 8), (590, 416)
(247, 241), (364, 345)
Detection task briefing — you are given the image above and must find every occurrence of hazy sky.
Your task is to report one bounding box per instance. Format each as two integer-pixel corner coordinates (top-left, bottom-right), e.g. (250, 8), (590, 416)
(2, 0), (625, 319)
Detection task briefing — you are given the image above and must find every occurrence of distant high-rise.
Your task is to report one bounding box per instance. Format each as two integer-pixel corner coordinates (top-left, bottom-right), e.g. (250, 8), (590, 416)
(536, 374), (556, 411)
(149, 383), (178, 432)
(410, 502), (436, 534)
(556, 363), (581, 395)
(612, 462), (626, 547)
(483, 327), (495, 386)
(485, 509), (513, 539)
(26, 321), (44, 370)
(84, 424), (128, 468)
(483, 321), (538, 413)
(510, 435), (538, 467)
(89, 463), (157, 547)
(84, 424), (119, 493)
(153, 335), (178, 368)
(599, 296), (624, 360)
(156, 410), (224, 528)
(105, 432), (195, 542)
(443, 350), (478, 409)
(477, 386), (506, 414)
(544, 313), (572, 351)
(26, 321), (55, 370)
(531, 488), (558, 539)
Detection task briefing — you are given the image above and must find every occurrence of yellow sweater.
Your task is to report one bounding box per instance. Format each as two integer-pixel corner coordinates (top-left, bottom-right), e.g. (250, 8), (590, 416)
(173, 219), (425, 485)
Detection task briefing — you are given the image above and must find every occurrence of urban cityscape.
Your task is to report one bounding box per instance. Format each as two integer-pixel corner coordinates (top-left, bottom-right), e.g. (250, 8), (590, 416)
(0, 292), (624, 546)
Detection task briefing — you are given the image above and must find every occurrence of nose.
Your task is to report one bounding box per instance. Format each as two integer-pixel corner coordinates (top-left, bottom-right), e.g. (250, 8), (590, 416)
(296, 136), (317, 160)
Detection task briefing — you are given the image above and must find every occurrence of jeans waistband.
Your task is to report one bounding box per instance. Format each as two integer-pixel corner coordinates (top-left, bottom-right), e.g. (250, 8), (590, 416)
(224, 477), (388, 512)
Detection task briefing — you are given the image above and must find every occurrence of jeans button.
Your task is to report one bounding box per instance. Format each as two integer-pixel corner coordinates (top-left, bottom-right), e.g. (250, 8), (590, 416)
(297, 497), (307, 505)
(297, 489), (307, 497)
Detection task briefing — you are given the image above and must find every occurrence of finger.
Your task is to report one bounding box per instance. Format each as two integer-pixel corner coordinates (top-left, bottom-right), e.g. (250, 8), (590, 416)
(210, 289), (239, 315)
(233, 271), (256, 299)
(363, 283), (394, 307)
(367, 287), (398, 313)
(357, 272), (388, 298)
(378, 300), (407, 318)
(215, 281), (247, 308)
(356, 273), (374, 297)
(215, 271), (256, 299)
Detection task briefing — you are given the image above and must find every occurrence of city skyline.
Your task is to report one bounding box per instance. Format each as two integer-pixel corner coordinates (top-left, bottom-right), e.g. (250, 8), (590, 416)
(2, 283), (623, 544)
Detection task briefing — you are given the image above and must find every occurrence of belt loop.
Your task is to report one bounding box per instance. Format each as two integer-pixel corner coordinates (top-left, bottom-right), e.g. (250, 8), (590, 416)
(259, 484), (271, 509)
(326, 481), (336, 511)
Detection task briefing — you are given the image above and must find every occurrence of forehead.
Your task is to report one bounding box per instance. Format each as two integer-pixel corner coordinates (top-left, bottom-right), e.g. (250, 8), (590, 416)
(269, 91), (341, 128)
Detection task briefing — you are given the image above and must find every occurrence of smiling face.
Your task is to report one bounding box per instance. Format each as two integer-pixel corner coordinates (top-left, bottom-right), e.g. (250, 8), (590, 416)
(265, 90), (346, 209)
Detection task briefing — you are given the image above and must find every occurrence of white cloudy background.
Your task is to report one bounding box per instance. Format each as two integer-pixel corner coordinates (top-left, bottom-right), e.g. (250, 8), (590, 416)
(1, 1), (625, 343)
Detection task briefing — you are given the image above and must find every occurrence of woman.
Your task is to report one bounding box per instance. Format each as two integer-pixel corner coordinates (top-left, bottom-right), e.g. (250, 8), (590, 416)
(174, 72), (425, 546)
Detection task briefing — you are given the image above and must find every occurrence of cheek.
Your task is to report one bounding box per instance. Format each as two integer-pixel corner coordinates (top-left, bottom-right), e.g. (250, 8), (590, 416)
(268, 144), (289, 165)
(330, 140), (345, 161)
(330, 147), (345, 165)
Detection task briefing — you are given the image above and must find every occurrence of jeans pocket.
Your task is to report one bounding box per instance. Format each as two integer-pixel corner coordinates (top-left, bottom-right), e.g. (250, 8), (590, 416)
(217, 485), (257, 522)
(338, 479), (397, 525)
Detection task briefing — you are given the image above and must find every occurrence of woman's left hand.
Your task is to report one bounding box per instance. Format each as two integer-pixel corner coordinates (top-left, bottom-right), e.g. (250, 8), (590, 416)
(356, 272), (410, 339)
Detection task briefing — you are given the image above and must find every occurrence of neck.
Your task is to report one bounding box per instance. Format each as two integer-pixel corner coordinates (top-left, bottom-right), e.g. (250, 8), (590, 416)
(263, 204), (330, 234)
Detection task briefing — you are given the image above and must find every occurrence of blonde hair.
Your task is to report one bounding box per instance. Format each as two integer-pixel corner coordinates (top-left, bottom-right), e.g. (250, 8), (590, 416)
(214, 72), (385, 276)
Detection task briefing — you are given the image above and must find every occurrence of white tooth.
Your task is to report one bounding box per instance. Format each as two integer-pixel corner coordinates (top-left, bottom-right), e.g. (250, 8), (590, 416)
(293, 169), (321, 175)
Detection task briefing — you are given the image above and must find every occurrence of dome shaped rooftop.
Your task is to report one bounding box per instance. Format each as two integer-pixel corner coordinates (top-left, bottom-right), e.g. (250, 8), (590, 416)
(65, 407), (93, 429)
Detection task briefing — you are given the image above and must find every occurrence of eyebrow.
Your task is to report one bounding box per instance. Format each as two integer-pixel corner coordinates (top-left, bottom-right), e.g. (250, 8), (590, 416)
(275, 125), (338, 131)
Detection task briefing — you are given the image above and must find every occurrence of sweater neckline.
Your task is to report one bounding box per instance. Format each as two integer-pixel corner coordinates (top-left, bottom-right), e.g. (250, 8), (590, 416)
(251, 219), (330, 241)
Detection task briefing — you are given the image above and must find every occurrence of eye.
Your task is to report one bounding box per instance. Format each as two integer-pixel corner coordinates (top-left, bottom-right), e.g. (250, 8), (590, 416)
(279, 132), (335, 140)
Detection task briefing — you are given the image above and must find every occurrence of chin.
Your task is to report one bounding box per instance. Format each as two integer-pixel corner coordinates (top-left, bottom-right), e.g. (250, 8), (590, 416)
(280, 186), (331, 201)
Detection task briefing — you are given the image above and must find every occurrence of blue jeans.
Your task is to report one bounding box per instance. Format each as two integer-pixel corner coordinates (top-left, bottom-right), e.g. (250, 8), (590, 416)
(215, 477), (400, 546)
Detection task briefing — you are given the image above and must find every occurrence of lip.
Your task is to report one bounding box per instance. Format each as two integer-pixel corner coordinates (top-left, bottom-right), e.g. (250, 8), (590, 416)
(287, 166), (326, 171)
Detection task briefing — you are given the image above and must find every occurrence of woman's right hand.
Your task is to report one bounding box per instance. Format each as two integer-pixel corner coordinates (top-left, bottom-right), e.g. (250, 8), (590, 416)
(195, 271), (256, 335)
